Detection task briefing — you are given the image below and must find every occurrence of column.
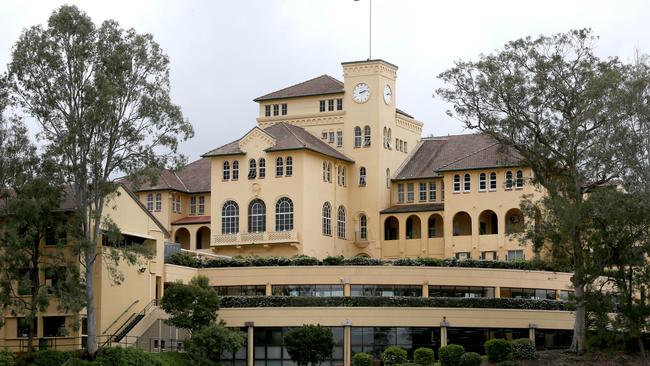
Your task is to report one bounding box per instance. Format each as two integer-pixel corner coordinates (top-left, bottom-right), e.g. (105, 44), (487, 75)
(422, 281), (429, 298)
(344, 282), (351, 297)
(343, 322), (352, 366)
(246, 322), (254, 366)
(265, 283), (272, 296)
(189, 228), (197, 251)
(495, 286), (501, 298)
(528, 323), (537, 343)
(440, 317), (449, 347)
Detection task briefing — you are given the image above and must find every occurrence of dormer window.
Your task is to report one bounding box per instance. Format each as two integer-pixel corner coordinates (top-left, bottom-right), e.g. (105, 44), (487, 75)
(265, 105), (271, 117)
(273, 104), (279, 116)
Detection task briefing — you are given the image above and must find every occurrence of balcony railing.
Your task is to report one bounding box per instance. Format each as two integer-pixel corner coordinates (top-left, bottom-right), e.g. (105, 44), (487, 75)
(212, 230), (299, 246)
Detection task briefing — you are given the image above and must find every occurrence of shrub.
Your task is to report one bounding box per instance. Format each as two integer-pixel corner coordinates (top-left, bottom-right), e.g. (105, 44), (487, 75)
(322, 255), (344, 265)
(0, 349), (15, 366)
(343, 256), (384, 266)
(352, 352), (373, 366)
(284, 325), (335, 366)
(413, 347), (435, 366)
(187, 325), (246, 366)
(381, 346), (408, 365)
(31, 350), (71, 366)
(511, 338), (535, 360)
(439, 344), (464, 366)
(149, 352), (191, 366)
(495, 361), (519, 366)
(289, 255), (319, 266)
(459, 352), (482, 366)
(484, 339), (511, 362)
(94, 347), (162, 366)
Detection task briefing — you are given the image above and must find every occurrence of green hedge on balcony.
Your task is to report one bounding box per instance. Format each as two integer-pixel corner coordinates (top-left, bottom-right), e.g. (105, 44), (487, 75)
(218, 296), (575, 311)
(166, 253), (573, 273)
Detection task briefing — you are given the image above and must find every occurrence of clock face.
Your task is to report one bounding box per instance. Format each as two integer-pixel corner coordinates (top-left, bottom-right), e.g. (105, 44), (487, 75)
(383, 84), (392, 104)
(353, 83), (370, 103)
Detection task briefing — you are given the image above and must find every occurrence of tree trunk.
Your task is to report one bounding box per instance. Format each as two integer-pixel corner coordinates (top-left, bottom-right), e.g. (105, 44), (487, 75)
(85, 246), (98, 356)
(570, 283), (586, 354)
(27, 319), (34, 359)
(638, 337), (648, 366)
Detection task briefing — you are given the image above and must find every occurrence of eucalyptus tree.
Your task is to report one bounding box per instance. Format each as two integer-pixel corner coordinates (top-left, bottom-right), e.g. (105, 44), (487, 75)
(6, 5), (193, 355)
(436, 29), (636, 353)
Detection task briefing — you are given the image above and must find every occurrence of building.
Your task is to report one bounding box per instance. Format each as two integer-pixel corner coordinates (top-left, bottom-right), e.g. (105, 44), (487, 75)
(0, 59), (574, 365)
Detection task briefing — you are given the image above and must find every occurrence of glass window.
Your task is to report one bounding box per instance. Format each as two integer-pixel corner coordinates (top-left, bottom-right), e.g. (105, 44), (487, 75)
(327, 163), (332, 183)
(455, 252), (470, 260)
(190, 196), (197, 215)
(43, 316), (66, 337)
(322, 202), (332, 236)
(248, 199), (266, 233)
(285, 157), (292, 177)
(407, 183), (414, 202)
(259, 158), (266, 178)
(337, 206), (346, 239)
(265, 105), (271, 117)
(273, 104), (279, 116)
(429, 285), (495, 298)
(441, 182), (445, 201)
(336, 131), (343, 147)
(17, 318), (37, 338)
(281, 103), (287, 116)
(427, 216), (437, 238)
(321, 131), (327, 139)
(354, 126), (362, 147)
(351, 285), (422, 297)
(505, 171), (513, 189)
(146, 193), (154, 211)
(359, 214), (367, 240)
(275, 157), (283, 177)
(419, 183), (427, 201)
(155, 193), (162, 211)
(320, 100), (326, 112)
(404, 142), (407, 153)
(516, 170), (524, 188)
(329, 131), (335, 143)
(507, 250), (524, 261)
(489, 172), (497, 191)
(275, 198), (293, 232)
(397, 184), (404, 203)
(222, 201), (239, 234)
(198, 196), (205, 215)
(336, 98), (343, 110)
(453, 175), (461, 192)
(248, 159), (257, 179)
(359, 167), (366, 187)
(232, 161), (239, 180)
(216, 285), (266, 296)
(363, 126), (371, 147)
(328, 99), (334, 111)
(463, 174), (471, 192)
(428, 182), (436, 201)
(479, 173), (486, 191)
(223, 161), (230, 180)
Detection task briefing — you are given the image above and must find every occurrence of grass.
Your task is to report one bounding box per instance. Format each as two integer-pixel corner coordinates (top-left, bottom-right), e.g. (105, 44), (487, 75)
(148, 352), (191, 366)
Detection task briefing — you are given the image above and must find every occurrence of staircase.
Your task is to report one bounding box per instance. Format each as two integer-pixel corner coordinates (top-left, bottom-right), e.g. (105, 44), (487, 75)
(104, 299), (158, 346)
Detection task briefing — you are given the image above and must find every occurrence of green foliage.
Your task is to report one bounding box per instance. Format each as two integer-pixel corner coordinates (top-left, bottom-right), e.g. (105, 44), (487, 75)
(439, 344), (464, 366)
(93, 347), (162, 366)
(413, 347), (435, 366)
(283, 325), (334, 366)
(288, 255), (319, 266)
(186, 325), (245, 366)
(160, 275), (219, 332)
(30, 350), (71, 366)
(459, 352), (482, 366)
(219, 295), (573, 311)
(511, 338), (535, 360)
(484, 339), (511, 362)
(381, 346), (408, 365)
(0, 349), (16, 366)
(495, 361), (519, 366)
(148, 352), (190, 366)
(352, 352), (373, 366)
(343, 256), (384, 266)
(322, 255), (344, 265)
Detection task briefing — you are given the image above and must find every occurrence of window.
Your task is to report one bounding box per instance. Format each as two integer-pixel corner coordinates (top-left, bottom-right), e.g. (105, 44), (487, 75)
(285, 156), (293, 176)
(505, 171), (513, 189)
(429, 285), (495, 298)
(336, 98), (343, 110)
(507, 249), (524, 261)
(146, 193), (154, 211)
(481, 251), (497, 260)
(198, 196), (205, 215)
(337, 206), (346, 239)
(354, 127), (362, 147)
(17, 318), (37, 338)
(217, 285), (266, 296)
(276, 157), (283, 177)
(387, 128), (392, 149)
(328, 99), (334, 111)
(383, 127), (388, 148)
(363, 126), (371, 146)
(155, 193), (162, 211)
(265, 105), (271, 117)
(453, 175), (461, 193)
(321, 131), (327, 139)
(441, 182), (445, 201)
(359, 214), (367, 240)
(351, 285), (422, 297)
(515, 170), (524, 188)
(322, 162), (327, 182)
(336, 131), (343, 147)
(223, 161), (230, 180)
(397, 184), (404, 203)
(419, 183), (427, 201)
(259, 158), (266, 178)
(222, 201), (239, 234)
(329, 131), (335, 143)
(340, 167), (346, 186)
(386, 168), (390, 189)
(489, 172), (497, 191)
(232, 161), (239, 180)
(248, 199), (266, 233)
(479, 173), (486, 192)
(190, 196), (197, 215)
(427, 216), (438, 238)
(320, 100), (326, 112)
(359, 167), (366, 187)
(273, 284), (344, 297)
(500, 287), (556, 300)
(172, 194), (181, 213)
(275, 197), (293, 232)
(337, 166), (342, 186)
(455, 252), (471, 260)
(281, 103), (287, 115)
(273, 104), (279, 116)
(322, 202), (332, 236)
(248, 159), (257, 179)
(407, 183), (414, 202)
(398, 139), (403, 152)
(327, 163), (332, 182)
(463, 174), (471, 192)
(404, 142), (407, 153)
(43, 316), (66, 337)
(428, 182), (436, 201)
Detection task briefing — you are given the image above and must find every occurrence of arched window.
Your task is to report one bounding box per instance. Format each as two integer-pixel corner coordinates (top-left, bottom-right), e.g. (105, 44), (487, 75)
(275, 197), (293, 232)
(383, 127), (387, 148)
(354, 126), (362, 148)
(232, 161), (239, 180)
(386, 168), (390, 189)
(248, 199), (266, 233)
(258, 158), (266, 178)
(322, 202), (332, 236)
(359, 167), (367, 187)
(363, 126), (371, 147)
(479, 173), (487, 192)
(505, 171), (513, 189)
(388, 128), (392, 149)
(327, 163), (332, 183)
(384, 216), (399, 240)
(223, 161), (230, 180)
(337, 166), (342, 186)
(337, 206), (346, 239)
(515, 170), (524, 188)
(248, 159), (257, 179)
(276, 157), (283, 177)
(359, 214), (367, 240)
(322, 162), (327, 182)
(406, 215), (421, 239)
(463, 174), (471, 192)
(489, 172), (497, 191)
(341, 167), (346, 186)
(285, 156), (293, 177)
(453, 174), (461, 193)
(221, 201), (239, 234)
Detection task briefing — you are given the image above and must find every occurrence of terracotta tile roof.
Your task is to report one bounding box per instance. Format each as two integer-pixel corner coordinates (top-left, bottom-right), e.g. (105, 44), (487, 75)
(380, 203), (445, 214)
(203, 123), (354, 163)
(171, 215), (211, 225)
(120, 158), (212, 194)
(394, 134), (523, 180)
(253, 75), (344, 102)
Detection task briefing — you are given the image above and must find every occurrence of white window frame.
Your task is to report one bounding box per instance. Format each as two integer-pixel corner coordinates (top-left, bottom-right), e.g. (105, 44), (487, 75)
(463, 174), (471, 192)
(453, 175), (461, 193)
(489, 172), (497, 191)
(479, 173), (487, 192)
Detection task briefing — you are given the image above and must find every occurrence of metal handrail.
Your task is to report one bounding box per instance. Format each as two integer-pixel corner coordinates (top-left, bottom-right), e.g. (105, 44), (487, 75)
(102, 300), (140, 334)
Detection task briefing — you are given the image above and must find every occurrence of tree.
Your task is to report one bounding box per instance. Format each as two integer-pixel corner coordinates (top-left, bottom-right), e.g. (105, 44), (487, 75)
(283, 325), (334, 366)
(185, 325), (246, 366)
(436, 29), (637, 353)
(6, 5), (193, 355)
(160, 276), (220, 333)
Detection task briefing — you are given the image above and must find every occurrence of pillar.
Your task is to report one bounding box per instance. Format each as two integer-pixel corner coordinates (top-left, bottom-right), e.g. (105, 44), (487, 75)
(495, 286), (501, 298)
(343, 322), (352, 366)
(440, 317), (449, 347)
(344, 282), (351, 297)
(422, 281), (429, 298)
(528, 323), (537, 343)
(265, 283), (272, 296)
(246, 322), (254, 366)
(189, 228), (197, 251)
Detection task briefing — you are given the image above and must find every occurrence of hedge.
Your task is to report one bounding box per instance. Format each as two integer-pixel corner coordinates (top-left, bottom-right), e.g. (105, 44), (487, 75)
(219, 296), (574, 311)
(166, 253), (573, 272)
(439, 344), (464, 366)
(485, 339), (511, 362)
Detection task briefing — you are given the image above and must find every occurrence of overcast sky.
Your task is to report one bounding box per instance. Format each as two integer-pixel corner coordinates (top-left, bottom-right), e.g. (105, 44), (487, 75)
(2, 0), (649, 162)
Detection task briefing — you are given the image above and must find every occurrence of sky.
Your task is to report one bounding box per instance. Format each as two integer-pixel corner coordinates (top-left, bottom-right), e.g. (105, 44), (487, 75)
(1, 0), (649, 162)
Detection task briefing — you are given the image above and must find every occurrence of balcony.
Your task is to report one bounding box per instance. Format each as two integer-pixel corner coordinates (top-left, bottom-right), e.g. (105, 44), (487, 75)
(353, 231), (370, 248)
(212, 230), (299, 247)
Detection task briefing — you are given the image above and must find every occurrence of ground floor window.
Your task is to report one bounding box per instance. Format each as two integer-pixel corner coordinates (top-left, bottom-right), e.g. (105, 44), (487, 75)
(254, 327), (344, 366)
(428, 286), (495, 298)
(218, 327), (248, 366)
(216, 285), (266, 296)
(535, 329), (573, 350)
(447, 327), (528, 355)
(43, 316), (66, 337)
(272, 284), (344, 297)
(350, 284), (422, 297)
(351, 327), (441, 360)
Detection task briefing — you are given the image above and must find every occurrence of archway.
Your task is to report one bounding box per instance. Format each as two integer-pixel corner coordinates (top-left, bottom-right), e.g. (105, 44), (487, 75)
(452, 212), (472, 236)
(479, 210), (498, 235)
(174, 228), (190, 250)
(427, 214), (444, 238)
(405, 215), (421, 239)
(505, 208), (525, 234)
(196, 226), (211, 250)
(384, 216), (399, 240)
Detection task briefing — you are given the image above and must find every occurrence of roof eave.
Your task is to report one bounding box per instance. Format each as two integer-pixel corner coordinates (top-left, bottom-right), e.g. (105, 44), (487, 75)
(253, 90), (344, 103)
(264, 146), (355, 163)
